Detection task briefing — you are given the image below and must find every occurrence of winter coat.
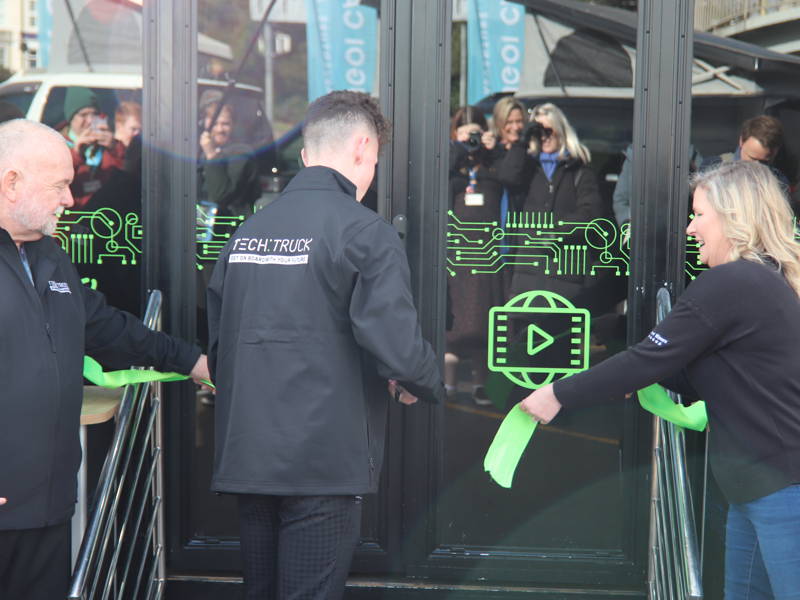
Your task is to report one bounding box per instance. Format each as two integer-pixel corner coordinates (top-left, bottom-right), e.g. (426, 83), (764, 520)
(0, 227), (199, 530)
(207, 166), (444, 496)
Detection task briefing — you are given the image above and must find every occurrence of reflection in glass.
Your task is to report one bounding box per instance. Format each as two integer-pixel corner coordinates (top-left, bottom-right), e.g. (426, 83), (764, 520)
(446, 106), (507, 404)
(28, 0), (147, 317)
(442, 0), (633, 555)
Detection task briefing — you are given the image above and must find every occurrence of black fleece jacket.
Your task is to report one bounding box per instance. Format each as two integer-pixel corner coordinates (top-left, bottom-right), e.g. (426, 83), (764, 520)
(0, 228), (200, 530)
(555, 259), (800, 504)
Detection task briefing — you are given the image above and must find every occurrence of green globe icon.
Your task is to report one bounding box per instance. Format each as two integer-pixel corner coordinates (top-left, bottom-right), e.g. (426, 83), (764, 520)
(487, 290), (590, 390)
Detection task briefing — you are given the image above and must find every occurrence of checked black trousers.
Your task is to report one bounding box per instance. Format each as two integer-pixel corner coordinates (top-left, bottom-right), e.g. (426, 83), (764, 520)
(237, 494), (362, 600)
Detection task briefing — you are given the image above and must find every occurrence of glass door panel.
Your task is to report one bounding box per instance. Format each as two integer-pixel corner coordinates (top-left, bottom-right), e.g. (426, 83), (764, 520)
(187, 0), (385, 561)
(433, 0), (643, 583)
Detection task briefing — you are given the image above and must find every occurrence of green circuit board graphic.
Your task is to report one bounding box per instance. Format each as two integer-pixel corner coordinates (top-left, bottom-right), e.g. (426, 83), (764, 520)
(55, 208), (142, 266)
(448, 210), (800, 281)
(447, 210), (630, 279)
(55, 208), (800, 278)
(55, 206), (247, 271)
(195, 204), (246, 270)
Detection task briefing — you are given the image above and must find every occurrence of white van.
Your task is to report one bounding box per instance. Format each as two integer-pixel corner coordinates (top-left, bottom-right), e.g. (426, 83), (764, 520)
(0, 71), (298, 209)
(0, 72), (276, 149)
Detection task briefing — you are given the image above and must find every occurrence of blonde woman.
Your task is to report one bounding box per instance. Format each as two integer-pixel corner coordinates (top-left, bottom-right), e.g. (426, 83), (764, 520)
(521, 161), (800, 599)
(491, 97), (526, 245)
(491, 96), (525, 150)
(498, 102), (602, 299)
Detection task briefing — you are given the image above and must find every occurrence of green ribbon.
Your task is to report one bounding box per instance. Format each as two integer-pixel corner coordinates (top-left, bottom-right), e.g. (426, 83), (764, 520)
(637, 383), (707, 431)
(483, 383), (708, 489)
(483, 405), (538, 489)
(82, 356), (214, 389)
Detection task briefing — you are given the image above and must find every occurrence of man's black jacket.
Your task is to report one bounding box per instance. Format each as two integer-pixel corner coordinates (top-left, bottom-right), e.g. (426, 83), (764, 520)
(207, 166), (444, 496)
(0, 228), (200, 530)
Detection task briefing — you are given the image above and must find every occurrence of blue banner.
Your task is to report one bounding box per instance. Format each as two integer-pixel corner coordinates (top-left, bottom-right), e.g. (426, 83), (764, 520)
(305, 0), (378, 102)
(38, 0), (54, 68)
(467, 0), (525, 105)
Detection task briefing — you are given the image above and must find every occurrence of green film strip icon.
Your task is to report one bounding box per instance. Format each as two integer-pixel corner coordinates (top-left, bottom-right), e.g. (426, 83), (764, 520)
(488, 290), (590, 390)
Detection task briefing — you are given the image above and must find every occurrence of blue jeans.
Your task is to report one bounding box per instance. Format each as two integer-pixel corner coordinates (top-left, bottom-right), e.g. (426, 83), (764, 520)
(725, 484), (800, 599)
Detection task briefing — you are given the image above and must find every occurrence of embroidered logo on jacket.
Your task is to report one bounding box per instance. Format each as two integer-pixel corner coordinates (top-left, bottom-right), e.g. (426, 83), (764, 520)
(648, 331), (668, 346)
(48, 281), (72, 294)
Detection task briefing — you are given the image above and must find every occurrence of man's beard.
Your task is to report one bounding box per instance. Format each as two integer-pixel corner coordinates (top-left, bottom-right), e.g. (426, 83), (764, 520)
(14, 200), (61, 237)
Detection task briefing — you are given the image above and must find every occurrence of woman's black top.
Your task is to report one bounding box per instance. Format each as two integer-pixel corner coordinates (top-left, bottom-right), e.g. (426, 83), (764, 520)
(554, 259), (800, 504)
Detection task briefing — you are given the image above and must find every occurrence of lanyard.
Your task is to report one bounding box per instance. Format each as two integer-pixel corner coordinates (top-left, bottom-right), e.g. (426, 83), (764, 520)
(466, 167), (478, 194)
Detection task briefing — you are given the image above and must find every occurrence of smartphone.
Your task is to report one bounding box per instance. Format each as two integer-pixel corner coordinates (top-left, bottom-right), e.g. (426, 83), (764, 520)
(90, 115), (108, 133)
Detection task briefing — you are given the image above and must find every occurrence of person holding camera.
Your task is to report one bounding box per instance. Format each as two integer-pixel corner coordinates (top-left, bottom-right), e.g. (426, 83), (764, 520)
(498, 102), (603, 301)
(445, 106), (506, 404)
(59, 87), (126, 208)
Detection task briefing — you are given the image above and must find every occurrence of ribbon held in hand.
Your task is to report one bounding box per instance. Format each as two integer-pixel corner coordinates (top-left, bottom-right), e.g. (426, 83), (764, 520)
(483, 383), (707, 491)
(483, 405), (538, 489)
(637, 383), (707, 431)
(82, 356), (214, 389)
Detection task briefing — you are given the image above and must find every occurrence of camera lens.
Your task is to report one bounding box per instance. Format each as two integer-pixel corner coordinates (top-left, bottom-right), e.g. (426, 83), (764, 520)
(466, 130), (482, 152)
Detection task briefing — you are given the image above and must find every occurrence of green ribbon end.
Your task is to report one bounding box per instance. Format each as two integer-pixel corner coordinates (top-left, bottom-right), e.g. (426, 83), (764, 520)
(484, 405), (538, 489)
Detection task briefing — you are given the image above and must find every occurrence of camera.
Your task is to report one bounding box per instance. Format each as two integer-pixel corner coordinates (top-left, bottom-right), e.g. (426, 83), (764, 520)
(522, 121), (544, 144)
(465, 129), (482, 153)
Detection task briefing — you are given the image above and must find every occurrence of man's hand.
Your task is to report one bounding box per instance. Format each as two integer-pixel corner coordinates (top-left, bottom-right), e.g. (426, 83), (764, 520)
(190, 354), (214, 391)
(0, 497), (6, 506)
(518, 383), (562, 424)
(388, 380), (418, 406)
(199, 131), (218, 160)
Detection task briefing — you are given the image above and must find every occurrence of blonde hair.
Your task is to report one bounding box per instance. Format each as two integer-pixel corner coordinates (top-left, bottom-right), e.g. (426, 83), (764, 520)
(491, 96), (525, 142)
(691, 161), (800, 297)
(528, 102), (591, 165)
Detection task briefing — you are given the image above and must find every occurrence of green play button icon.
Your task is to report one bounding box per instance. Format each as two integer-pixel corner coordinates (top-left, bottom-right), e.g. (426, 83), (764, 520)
(526, 324), (555, 356)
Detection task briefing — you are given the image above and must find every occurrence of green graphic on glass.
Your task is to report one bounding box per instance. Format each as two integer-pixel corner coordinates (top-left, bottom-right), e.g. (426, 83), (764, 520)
(447, 211), (630, 279)
(488, 290), (590, 390)
(56, 206), (251, 271)
(447, 211), (800, 281)
(55, 208), (142, 266)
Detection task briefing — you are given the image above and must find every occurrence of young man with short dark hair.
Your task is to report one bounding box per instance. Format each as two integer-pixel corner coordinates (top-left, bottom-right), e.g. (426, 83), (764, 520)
(207, 91), (444, 599)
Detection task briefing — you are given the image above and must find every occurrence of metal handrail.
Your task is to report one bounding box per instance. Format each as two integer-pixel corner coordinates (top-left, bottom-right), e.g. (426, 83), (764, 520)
(69, 290), (167, 600)
(647, 287), (704, 600)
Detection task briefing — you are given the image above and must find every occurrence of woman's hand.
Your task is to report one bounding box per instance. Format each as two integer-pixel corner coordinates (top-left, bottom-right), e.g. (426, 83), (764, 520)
(518, 383), (562, 424)
(482, 130), (497, 151)
(75, 130), (99, 151)
(455, 123), (482, 143)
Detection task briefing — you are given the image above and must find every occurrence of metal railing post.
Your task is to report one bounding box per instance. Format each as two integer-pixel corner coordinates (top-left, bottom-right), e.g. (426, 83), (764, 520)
(647, 288), (704, 599)
(69, 290), (168, 600)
